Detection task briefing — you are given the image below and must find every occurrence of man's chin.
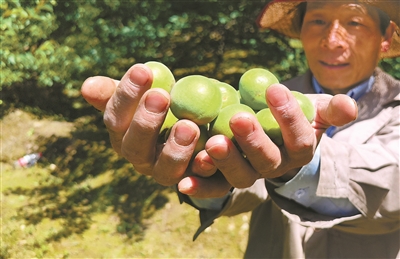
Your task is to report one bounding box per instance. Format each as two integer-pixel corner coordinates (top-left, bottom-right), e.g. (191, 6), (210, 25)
(315, 77), (357, 95)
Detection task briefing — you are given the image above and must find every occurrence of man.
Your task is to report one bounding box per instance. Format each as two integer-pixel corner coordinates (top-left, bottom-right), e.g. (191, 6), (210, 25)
(81, 0), (399, 258)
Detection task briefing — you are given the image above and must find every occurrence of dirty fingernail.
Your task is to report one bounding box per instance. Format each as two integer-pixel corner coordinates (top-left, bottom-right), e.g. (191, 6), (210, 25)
(230, 116), (255, 137)
(267, 84), (290, 107)
(129, 65), (150, 86)
(144, 91), (169, 114)
(174, 122), (197, 146)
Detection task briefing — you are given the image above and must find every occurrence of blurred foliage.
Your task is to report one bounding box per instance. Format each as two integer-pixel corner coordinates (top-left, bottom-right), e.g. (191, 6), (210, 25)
(1, 0), (308, 118)
(380, 57), (400, 79)
(2, 0), (399, 116)
(1, 0), (81, 92)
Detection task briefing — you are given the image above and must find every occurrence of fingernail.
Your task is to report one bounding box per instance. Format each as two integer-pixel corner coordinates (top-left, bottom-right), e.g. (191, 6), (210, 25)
(144, 91), (169, 114)
(200, 156), (215, 171)
(178, 177), (197, 196)
(230, 115), (255, 137)
(267, 84), (290, 107)
(129, 65), (150, 86)
(174, 122), (197, 146)
(207, 143), (230, 160)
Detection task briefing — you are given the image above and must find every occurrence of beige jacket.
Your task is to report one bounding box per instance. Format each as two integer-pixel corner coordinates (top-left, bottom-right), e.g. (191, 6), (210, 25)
(180, 68), (400, 258)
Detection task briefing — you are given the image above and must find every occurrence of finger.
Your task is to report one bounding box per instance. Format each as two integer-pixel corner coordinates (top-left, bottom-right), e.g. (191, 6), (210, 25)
(103, 64), (153, 153)
(152, 120), (200, 186)
(315, 94), (358, 127)
(178, 173), (232, 199)
(121, 89), (170, 175)
(205, 134), (260, 188)
(266, 84), (315, 165)
(306, 93), (358, 140)
(81, 76), (119, 112)
(191, 150), (217, 177)
(229, 112), (284, 179)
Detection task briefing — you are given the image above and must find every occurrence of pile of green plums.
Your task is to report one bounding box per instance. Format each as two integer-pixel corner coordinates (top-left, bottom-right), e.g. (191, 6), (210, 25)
(145, 61), (315, 153)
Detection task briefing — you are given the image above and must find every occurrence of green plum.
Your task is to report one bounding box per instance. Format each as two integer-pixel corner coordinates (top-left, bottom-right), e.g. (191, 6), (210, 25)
(145, 61), (175, 93)
(209, 103), (255, 140)
(256, 108), (283, 146)
(170, 75), (222, 125)
(239, 68), (279, 111)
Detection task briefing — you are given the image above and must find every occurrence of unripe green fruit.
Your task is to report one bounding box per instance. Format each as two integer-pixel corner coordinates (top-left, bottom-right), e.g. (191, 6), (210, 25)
(214, 81), (240, 109)
(291, 91), (315, 123)
(170, 75), (222, 125)
(157, 109), (178, 143)
(209, 103), (255, 140)
(159, 109), (178, 135)
(256, 108), (283, 146)
(145, 61), (175, 92)
(194, 124), (209, 155)
(256, 92), (314, 146)
(239, 68), (279, 111)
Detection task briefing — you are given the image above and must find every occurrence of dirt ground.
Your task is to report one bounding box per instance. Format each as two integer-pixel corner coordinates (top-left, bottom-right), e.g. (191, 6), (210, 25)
(1, 109), (75, 163)
(1, 109), (249, 258)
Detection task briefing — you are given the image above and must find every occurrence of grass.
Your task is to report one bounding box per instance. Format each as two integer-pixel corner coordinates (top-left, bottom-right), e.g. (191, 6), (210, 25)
(1, 163), (249, 258)
(1, 110), (249, 258)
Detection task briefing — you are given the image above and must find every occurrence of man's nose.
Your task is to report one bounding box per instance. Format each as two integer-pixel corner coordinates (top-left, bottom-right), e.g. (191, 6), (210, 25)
(321, 20), (348, 50)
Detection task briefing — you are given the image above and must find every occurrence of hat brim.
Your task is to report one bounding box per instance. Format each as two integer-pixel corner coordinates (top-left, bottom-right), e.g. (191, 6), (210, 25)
(256, 0), (400, 58)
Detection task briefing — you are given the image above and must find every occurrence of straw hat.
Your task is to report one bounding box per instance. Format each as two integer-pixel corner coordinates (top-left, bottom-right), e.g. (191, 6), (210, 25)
(256, 0), (400, 58)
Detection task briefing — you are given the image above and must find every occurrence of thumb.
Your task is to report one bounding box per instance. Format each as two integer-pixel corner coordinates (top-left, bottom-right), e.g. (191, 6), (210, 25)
(317, 94), (358, 127)
(311, 93), (358, 139)
(81, 76), (119, 112)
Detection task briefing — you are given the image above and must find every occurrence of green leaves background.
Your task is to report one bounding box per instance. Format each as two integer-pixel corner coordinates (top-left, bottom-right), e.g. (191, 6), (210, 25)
(2, 0), (398, 108)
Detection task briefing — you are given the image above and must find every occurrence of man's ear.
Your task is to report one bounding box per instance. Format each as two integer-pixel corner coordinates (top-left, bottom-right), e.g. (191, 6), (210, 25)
(381, 21), (396, 53)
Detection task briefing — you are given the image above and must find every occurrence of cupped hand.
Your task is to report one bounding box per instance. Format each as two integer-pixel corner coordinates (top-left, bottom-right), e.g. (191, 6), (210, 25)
(180, 83), (357, 196)
(81, 64), (210, 188)
(82, 68), (357, 199)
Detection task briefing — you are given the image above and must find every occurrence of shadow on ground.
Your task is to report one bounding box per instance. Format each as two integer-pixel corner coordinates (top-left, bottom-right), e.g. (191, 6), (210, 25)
(6, 114), (170, 242)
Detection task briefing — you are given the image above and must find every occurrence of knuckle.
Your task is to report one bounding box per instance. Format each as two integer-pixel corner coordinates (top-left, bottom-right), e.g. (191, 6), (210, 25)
(123, 151), (144, 166)
(135, 115), (162, 132)
(103, 111), (114, 129)
(103, 110), (128, 133)
(153, 174), (177, 187)
(287, 131), (315, 151)
(298, 135), (314, 150)
(117, 81), (142, 103)
(290, 138), (315, 164)
(231, 175), (257, 189)
(132, 163), (154, 177)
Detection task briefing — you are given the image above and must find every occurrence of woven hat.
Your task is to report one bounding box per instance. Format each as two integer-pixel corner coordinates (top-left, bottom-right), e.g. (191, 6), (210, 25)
(256, 0), (400, 58)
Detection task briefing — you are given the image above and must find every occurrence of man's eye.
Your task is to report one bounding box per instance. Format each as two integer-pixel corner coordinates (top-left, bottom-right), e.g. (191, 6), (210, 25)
(312, 19), (325, 25)
(349, 21), (361, 26)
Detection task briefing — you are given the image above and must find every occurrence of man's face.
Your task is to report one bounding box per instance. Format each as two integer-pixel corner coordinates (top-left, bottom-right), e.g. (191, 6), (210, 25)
(300, 2), (385, 93)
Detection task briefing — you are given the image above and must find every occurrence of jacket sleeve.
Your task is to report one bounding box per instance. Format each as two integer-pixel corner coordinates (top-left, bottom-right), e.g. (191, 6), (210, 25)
(177, 178), (268, 240)
(266, 101), (400, 235)
(317, 103), (400, 234)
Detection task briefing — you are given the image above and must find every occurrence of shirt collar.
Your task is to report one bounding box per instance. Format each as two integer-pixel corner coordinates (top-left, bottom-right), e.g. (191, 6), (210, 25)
(311, 76), (375, 101)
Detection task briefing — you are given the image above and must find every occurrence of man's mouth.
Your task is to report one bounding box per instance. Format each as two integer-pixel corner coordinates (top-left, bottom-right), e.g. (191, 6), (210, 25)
(319, 61), (349, 68)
